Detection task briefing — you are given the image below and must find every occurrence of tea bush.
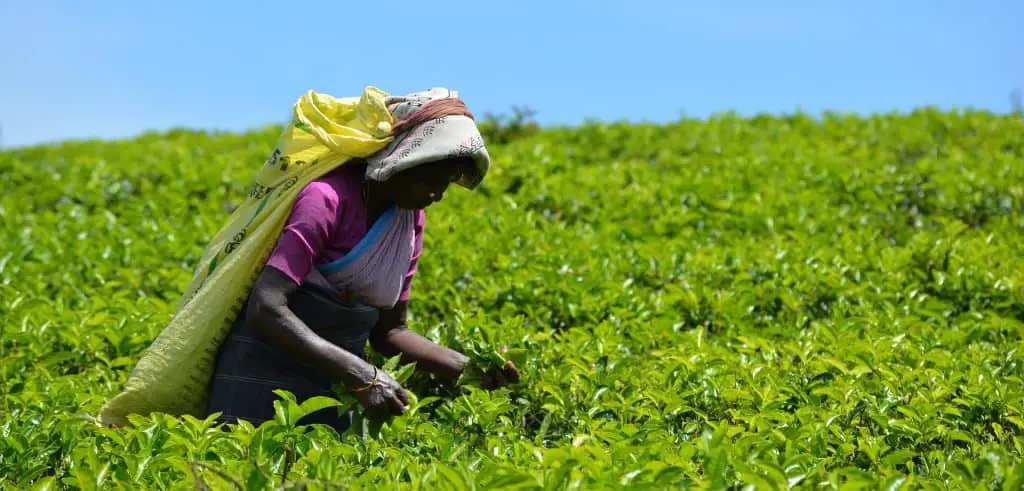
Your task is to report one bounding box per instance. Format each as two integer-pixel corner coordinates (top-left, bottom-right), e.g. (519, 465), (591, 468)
(1, 108), (1023, 489)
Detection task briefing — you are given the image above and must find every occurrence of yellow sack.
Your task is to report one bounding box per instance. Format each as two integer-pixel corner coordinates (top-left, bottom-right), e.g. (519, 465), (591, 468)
(99, 87), (396, 427)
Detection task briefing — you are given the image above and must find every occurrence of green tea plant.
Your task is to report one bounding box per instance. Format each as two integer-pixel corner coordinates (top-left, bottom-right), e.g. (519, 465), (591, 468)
(1, 107), (1023, 489)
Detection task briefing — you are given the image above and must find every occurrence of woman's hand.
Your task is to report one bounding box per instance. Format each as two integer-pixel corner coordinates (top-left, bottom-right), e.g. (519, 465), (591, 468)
(352, 366), (410, 420)
(480, 359), (520, 390)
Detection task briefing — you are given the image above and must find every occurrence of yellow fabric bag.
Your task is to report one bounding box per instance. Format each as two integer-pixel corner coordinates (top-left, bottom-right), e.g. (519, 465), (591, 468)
(99, 87), (396, 427)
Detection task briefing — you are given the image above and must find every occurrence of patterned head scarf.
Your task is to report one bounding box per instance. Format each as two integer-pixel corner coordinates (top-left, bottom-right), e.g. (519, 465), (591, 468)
(363, 88), (490, 190)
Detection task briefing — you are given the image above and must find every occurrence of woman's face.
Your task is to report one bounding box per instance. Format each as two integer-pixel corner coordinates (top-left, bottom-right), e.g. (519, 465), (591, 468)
(383, 158), (473, 209)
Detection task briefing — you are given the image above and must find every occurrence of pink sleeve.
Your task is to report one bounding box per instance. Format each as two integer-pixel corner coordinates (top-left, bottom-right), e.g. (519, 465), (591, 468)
(399, 209), (426, 301)
(265, 182), (341, 284)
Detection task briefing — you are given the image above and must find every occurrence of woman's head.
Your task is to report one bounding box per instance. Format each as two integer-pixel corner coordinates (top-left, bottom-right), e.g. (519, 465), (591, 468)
(361, 87), (490, 212)
(373, 156), (476, 210)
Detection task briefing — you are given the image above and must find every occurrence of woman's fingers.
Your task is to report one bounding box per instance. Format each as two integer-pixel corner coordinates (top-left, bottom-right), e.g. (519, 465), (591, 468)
(481, 369), (508, 389)
(367, 401), (388, 420)
(505, 361), (521, 383)
(396, 386), (410, 406)
(368, 389), (393, 419)
(369, 404), (393, 421)
(387, 392), (407, 416)
(492, 370), (508, 388)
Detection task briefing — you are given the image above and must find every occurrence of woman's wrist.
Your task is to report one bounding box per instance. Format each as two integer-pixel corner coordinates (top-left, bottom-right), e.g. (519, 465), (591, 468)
(353, 365), (380, 392)
(312, 336), (375, 389)
(442, 350), (472, 383)
(347, 359), (378, 388)
(453, 351), (471, 372)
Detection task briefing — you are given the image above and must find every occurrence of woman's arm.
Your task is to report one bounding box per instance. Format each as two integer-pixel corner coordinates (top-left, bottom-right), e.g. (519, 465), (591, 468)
(248, 266), (408, 417)
(368, 300), (470, 383)
(369, 302), (520, 388)
(248, 267), (372, 387)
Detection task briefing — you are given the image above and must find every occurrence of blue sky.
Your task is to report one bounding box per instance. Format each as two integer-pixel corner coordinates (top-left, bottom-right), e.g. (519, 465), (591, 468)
(1, 1), (1020, 148)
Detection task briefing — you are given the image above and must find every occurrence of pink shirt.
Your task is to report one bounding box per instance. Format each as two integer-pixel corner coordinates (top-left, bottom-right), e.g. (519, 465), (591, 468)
(266, 165), (425, 302)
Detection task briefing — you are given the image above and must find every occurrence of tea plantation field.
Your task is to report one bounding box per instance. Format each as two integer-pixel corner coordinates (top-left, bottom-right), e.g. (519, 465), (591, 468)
(2, 109), (1023, 489)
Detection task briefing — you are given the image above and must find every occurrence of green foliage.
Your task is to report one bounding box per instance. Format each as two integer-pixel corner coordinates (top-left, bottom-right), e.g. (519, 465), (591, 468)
(2, 107), (1024, 489)
(476, 106), (541, 145)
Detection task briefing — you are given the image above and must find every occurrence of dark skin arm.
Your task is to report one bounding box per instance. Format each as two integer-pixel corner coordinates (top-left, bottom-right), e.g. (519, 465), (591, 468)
(369, 301), (469, 383)
(247, 266), (409, 418)
(369, 301), (520, 389)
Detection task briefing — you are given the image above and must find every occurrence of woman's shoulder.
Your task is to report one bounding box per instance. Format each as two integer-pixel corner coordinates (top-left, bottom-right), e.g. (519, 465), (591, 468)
(296, 165), (363, 206)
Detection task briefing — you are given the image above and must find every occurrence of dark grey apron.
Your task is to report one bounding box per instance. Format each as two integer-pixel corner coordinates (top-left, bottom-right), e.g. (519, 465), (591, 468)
(205, 274), (380, 432)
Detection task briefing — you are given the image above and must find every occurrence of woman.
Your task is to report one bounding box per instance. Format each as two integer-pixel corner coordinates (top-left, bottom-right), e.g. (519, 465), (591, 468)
(204, 89), (520, 431)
